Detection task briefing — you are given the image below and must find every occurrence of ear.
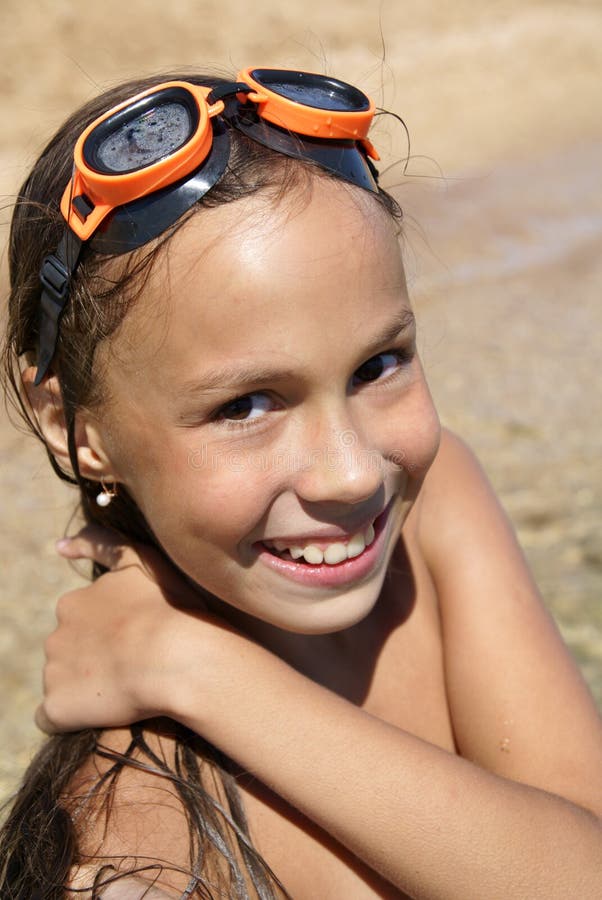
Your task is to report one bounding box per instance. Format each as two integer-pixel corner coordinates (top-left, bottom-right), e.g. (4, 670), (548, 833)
(21, 366), (118, 483)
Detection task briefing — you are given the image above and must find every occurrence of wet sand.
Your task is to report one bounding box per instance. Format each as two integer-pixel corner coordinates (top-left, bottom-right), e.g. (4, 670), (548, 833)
(1, 0), (601, 803)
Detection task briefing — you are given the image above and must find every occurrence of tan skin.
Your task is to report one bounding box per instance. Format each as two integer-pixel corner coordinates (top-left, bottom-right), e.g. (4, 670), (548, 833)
(26, 180), (602, 898)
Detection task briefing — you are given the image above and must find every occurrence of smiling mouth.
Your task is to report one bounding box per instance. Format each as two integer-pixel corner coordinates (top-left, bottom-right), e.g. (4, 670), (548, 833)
(262, 519), (377, 567)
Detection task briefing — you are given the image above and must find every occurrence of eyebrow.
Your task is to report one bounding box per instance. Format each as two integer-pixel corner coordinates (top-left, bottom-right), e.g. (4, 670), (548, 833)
(177, 308), (416, 397)
(363, 307), (416, 354)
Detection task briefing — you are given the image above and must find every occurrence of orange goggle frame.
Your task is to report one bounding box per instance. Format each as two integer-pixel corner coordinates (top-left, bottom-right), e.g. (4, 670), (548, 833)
(62, 68), (380, 241)
(35, 68), (381, 384)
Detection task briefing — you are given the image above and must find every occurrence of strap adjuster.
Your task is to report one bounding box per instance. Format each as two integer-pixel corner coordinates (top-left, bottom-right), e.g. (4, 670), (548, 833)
(39, 253), (71, 305)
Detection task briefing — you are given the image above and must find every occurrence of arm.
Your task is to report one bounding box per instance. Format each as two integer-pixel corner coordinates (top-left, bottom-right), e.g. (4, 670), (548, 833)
(169, 623), (602, 900)
(42, 473), (602, 900)
(418, 429), (602, 806)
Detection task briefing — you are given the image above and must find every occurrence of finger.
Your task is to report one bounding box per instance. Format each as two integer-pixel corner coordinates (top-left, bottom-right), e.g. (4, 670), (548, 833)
(56, 524), (142, 571)
(56, 525), (203, 605)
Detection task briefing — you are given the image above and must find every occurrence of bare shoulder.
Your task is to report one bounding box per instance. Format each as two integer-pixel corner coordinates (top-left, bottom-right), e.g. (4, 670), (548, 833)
(415, 427), (496, 523)
(413, 428), (516, 571)
(65, 723), (248, 896)
(414, 429), (602, 814)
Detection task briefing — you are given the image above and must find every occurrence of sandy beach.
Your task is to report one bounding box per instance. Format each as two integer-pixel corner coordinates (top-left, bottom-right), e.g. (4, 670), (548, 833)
(1, 0), (601, 804)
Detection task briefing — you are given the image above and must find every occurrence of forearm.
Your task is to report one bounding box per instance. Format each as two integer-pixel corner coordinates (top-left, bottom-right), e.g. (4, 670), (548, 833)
(174, 630), (602, 900)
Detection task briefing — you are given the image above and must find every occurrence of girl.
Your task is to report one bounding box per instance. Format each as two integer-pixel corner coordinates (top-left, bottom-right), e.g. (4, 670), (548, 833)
(1, 67), (601, 899)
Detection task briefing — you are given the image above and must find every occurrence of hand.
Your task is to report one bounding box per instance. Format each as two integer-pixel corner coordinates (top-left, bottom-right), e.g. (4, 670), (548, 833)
(36, 525), (213, 733)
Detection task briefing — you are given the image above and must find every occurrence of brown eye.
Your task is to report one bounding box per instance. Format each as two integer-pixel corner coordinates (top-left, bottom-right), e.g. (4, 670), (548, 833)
(216, 393), (273, 422)
(353, 352), (402, 385)
(222, 396), (253, 420)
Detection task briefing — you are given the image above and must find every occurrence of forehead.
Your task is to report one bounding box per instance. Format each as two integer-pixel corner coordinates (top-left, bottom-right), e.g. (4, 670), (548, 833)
(101, 180), (409, 387)
(169, 178), (400, 279)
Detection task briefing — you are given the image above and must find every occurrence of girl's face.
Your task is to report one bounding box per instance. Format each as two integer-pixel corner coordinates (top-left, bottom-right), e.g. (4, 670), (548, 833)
(94, 179), (440, 633)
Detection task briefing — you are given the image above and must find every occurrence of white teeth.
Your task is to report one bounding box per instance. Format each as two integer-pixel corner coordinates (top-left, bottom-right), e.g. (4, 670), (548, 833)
(346, 532), (366, 558)
(323, 542), (349, 565)
(303, 545), (324, 565)
(266, 519), (378, 566)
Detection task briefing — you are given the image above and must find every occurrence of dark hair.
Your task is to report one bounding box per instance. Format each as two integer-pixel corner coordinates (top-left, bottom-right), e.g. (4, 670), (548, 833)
(0, 70), (402, 897)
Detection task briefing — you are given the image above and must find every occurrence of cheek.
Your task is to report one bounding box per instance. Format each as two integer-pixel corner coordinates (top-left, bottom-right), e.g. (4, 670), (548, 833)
(116, 430), (278, 551)
(410, 399), (441, 477)
(382, 384), (441, 481)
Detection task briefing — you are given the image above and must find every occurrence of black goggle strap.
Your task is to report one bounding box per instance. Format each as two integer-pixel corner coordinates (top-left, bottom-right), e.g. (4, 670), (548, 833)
(206, 82), (253, 105)
(34, 229), (83, 385)
(364, 155), (380, 183)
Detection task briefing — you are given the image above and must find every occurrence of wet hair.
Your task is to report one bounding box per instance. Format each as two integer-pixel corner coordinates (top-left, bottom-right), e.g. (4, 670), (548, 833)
(0, 70), (402, 897)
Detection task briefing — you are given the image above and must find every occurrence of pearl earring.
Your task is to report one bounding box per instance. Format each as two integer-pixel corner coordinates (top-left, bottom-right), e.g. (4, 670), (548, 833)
(96, 482), (117, 507)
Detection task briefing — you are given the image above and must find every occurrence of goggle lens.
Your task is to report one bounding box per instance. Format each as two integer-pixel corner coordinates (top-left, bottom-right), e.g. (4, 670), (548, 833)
(249, 69), (370, 112)
(83, 86), (201, 176)
(95, 102), (193, 173)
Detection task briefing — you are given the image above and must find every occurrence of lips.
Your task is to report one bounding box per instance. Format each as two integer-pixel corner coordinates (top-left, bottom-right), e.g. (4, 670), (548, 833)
(263, 520), (376, 566)
(255, 501), (393, 589)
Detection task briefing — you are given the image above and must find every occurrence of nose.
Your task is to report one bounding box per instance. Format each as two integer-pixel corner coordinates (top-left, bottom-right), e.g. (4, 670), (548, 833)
(292, 419), (385, 507)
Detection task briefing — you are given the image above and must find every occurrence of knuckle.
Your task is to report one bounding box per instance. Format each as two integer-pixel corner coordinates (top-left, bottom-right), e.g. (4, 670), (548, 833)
(43, 631), (56, 658)
(41, 657), (61, 692)
(43, 628), (68, 662)
(40, 697), (63, 731)
(55, 587), (85, 622)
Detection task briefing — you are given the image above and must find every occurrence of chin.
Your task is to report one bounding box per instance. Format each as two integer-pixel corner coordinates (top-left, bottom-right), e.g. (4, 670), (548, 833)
(252, 578), (386, 635)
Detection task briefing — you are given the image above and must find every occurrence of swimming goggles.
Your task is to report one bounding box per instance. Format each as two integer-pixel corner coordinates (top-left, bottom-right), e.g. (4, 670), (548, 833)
(35, 68), (381, 384)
